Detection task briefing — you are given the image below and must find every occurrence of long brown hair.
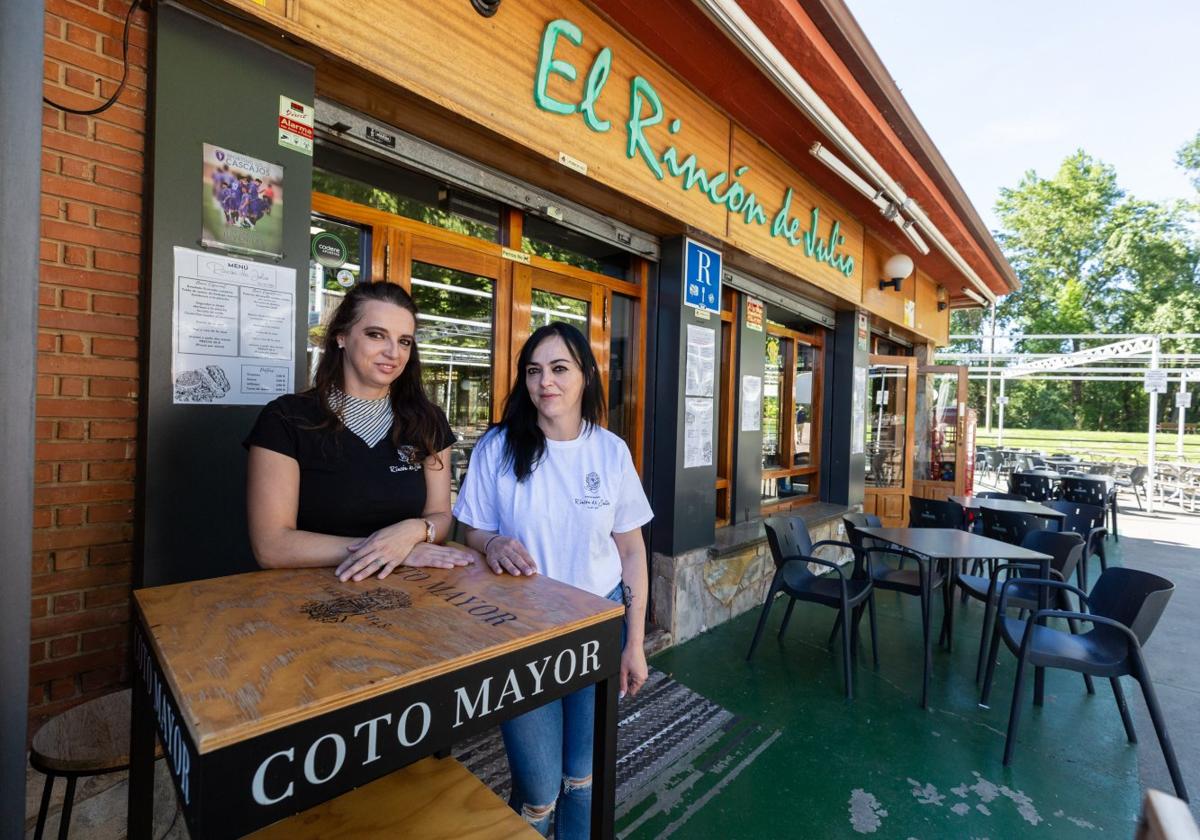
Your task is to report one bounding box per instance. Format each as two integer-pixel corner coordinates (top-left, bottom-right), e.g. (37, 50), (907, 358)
(310, 282), (445, 466)
(497, 322), (606, 481)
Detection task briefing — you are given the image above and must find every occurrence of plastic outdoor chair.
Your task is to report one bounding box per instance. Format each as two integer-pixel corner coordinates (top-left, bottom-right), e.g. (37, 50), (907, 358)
(844, 513), (948, 706)
(909, 496), (965, 529)
(980, 507), (1057, 546)
(1009, 471), (1057, 502)
(746, 516), (878, 699)
(979, 567), (1188, 801)
(1063, 474), (1119, 540)
(957, 529), (1087, 685)
(1043, 499), (1107, 586)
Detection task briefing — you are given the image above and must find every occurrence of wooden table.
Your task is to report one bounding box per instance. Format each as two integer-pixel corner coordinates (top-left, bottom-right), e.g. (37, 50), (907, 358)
(126, 560), (625, 839)
(948, 496), (1067, 527)
(859, 528), (1052, 707)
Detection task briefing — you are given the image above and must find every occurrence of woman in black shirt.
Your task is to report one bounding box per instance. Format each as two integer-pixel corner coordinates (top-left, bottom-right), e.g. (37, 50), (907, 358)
(244, 282), (472, 580)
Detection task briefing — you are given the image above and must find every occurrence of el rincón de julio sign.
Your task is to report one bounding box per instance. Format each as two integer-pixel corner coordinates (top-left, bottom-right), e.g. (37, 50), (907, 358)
(533, 18), (857, 280)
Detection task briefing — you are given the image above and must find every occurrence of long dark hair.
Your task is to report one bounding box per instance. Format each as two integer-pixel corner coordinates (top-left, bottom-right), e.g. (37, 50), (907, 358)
(310, 282), (445, 466)
(498, 322), (606, 481)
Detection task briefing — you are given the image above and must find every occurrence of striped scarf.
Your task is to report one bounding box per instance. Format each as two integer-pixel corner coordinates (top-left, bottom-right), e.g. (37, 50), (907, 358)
(329, 387), (394, 448)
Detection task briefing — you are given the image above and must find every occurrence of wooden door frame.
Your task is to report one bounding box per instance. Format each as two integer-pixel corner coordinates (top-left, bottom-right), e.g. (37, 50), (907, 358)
(866, 354), (917, 526)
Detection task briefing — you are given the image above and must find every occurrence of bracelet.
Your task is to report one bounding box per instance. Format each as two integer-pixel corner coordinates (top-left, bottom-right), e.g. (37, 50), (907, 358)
(484, 534), (502, 554)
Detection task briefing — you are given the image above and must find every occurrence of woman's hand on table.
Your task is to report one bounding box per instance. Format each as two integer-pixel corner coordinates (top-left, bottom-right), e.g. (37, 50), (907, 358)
(620, 645), (648, 698)
(403, 542), (475, 571)
(483, 535), (538, 577)
(336, 520), (469, 582)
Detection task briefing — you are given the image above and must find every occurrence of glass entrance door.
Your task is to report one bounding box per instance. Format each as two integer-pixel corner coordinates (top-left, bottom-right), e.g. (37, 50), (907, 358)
(914, 365), (969, 500)
(864, 355), (917, 526)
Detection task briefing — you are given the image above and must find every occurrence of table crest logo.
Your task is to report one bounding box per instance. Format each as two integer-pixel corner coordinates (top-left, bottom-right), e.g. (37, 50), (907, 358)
(301, 588), (411, 625)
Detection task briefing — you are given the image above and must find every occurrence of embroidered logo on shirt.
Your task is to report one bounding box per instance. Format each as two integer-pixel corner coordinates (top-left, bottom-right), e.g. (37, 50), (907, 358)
(390, 445), (423, 473)
(574, 470), (611, 510)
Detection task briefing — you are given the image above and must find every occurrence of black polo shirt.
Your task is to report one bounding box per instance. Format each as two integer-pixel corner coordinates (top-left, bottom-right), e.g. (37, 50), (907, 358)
(244, 392), (455, 538)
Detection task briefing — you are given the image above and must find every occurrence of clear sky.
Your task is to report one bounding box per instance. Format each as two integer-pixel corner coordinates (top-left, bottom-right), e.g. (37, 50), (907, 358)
(845, 0), (1200, 233)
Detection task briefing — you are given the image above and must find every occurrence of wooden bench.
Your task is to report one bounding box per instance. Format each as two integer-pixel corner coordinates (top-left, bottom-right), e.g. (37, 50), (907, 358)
(249, 756), (537, 839)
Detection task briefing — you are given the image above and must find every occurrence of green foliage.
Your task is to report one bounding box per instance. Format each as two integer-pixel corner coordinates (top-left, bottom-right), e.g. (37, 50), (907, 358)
(1177, 130), (1200, 193)
(972, 149), (1200, 432)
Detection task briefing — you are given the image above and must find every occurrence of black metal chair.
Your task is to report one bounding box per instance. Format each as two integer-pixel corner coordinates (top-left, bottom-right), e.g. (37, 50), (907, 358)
(844, 513), (948, 707)
(746, 516), (877, 699)
(909, 496), (965, 529)
(1009, 471), (1057, 502)
(979, 568), (1188, 801)
(957, 529), (1087, 684)
(1043, 499), (1107, 587)
(1062, 473), (1118, 540)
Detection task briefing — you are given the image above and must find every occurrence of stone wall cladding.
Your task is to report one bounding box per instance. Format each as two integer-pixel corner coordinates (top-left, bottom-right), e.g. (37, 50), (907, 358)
(654, 513), (856, 646)
(32, 0), (150, 732)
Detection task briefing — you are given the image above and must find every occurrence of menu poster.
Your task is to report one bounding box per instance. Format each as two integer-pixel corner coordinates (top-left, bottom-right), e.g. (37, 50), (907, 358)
(684, 397), (714, 468)
(851, 366), (867, 455)
(685, 324), (715, 397)
(172, 246), (295, 405)
(740, 375), (762, 432)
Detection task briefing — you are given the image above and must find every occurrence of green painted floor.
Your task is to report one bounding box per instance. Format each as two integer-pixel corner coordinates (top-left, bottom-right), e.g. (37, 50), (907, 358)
(622, 545), (1140, 839)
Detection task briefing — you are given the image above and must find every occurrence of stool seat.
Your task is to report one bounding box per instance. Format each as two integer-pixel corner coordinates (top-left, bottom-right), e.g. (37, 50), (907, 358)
(30, 689), (164, 840)
(31, 689), (142, 775)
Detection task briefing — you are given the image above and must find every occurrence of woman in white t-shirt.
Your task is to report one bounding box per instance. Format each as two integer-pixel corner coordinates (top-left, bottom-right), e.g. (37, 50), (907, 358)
(454, 322), (653, 838)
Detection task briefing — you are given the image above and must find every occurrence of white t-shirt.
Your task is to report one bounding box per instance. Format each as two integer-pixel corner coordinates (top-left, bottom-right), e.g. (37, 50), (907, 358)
(453, 424), (654, 596)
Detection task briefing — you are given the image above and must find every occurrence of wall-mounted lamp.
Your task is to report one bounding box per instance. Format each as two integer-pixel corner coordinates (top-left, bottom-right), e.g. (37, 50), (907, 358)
(936, 285), (948, 311)
(880, 254), (914, 292)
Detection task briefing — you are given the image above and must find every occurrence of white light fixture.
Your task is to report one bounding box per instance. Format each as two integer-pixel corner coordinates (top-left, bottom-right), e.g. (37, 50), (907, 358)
(880, 253), (914, 292)
(961, 287), (987, 306)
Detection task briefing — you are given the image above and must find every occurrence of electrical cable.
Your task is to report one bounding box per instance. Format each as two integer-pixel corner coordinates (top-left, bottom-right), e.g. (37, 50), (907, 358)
(43, 0), (143, 116)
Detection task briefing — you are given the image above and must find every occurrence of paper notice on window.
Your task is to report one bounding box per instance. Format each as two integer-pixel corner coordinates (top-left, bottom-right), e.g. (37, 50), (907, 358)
(684, 397), (714, 468)
(851, 366), (867, 455)
(172, 246), (295, 405)
(740, 375), (762, 432)
(685, 324), (715, 397)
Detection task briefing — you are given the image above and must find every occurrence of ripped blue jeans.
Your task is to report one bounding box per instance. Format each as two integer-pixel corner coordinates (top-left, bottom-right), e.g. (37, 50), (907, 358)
(500, 583), (625, 838)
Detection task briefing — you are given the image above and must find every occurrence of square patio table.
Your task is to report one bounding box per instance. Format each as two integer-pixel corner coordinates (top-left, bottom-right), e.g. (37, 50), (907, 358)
(126, 559), (624, 839)
(858, 528), (1053, 708)
(948, 496), (1067, 528)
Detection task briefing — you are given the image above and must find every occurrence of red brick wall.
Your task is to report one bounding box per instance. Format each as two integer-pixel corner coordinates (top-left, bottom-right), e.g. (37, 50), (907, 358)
(32, 0), (150, 731)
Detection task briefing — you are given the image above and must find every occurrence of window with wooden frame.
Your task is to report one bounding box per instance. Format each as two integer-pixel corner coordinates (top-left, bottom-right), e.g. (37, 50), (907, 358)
(761, 316), (824, 509)
(308, 154), (650, 494)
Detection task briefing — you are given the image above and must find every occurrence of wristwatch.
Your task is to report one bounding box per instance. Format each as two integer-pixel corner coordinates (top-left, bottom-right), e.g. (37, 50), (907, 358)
(423, 519), (436, 544)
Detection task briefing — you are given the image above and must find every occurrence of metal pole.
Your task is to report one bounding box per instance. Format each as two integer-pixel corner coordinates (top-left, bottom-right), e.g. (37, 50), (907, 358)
(1177, 379), (1186, 460)
(998, 375), (1006, 447)
(984, 302), (996, 432)
(0, 0), (43, 835)
(1147, 337), (1159, 513)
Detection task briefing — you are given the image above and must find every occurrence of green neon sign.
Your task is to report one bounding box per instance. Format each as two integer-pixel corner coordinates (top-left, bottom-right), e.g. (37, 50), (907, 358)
(533, 18), (856, 279)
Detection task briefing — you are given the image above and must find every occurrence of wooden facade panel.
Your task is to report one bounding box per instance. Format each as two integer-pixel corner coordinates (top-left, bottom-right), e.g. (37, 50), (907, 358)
(726, 127), (863, 304)
(859, 232), (914, 327)
(913, 269), (948, 344)
(280, 0), (732, 237)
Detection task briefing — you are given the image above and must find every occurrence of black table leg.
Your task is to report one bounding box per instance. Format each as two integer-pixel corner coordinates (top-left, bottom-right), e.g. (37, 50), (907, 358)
(127, 651), (155, 840)
(591, 674), (618, 840)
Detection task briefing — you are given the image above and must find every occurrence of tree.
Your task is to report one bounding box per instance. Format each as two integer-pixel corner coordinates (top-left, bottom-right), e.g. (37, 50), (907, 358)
(979, 150), (1200, 431)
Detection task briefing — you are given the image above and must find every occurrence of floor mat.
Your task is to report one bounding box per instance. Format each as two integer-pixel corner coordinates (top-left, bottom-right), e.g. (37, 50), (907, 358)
(452, 667), (780, 837)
